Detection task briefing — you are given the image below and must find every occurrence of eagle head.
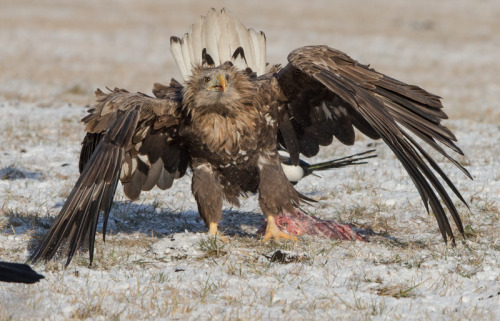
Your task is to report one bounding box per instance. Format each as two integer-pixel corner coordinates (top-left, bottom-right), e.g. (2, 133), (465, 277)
(183, 63), (253, 114)
(203, 71), (228, 93)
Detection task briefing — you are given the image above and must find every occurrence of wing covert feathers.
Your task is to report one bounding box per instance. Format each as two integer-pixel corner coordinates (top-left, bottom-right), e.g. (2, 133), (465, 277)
(277, 45), (470, 243)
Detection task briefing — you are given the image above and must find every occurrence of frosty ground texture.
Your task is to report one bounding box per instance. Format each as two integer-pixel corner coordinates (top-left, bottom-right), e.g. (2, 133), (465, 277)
(0, 0), (499, 320)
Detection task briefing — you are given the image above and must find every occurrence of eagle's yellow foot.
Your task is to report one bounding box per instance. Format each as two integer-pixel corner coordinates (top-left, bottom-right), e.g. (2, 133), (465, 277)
(208, 222), (228, 242)
(262, 215), (298, 242)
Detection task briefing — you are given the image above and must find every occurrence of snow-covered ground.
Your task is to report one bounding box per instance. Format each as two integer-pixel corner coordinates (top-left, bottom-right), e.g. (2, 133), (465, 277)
(0, 0), (499, 320)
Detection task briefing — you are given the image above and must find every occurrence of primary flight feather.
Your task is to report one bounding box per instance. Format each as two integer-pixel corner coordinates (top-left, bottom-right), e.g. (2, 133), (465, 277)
(30, 8), (470, 266)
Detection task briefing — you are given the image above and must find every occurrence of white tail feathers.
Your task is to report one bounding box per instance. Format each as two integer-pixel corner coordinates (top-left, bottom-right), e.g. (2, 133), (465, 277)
(170, 8), (267, 81)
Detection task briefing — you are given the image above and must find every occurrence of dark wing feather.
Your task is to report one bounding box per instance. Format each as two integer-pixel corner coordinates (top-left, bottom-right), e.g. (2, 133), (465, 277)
(30, 85), (186, 266)
(0, 262), (45, 284)
(79, 132), (103, 174)
(276, 45), (470, 243)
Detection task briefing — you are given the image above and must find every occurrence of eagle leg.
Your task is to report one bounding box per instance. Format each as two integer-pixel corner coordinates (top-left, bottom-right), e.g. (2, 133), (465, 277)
(258, 155), (301, 242)
(262, 215), (298, 242)
(208, 222), (228, 242)
(192, 163), (226, 239)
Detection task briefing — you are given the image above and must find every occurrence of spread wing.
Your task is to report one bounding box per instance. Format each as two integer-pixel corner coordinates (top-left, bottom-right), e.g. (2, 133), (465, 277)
(30, 82), (188, 266)
(276, 45), (471, 244)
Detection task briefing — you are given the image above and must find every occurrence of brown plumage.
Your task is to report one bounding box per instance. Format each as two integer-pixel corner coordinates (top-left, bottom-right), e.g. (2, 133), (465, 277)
(30, 9), (470, 266)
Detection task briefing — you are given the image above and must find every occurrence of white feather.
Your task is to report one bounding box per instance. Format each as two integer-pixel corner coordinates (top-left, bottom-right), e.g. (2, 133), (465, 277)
(184, 33), (194, 68)
(190, 17), (203, 64)
(234, 20), (254, 70)
(249, 29), (262, 72)
(180, 35), (193, 72)
(222, 10), (247, 71)
(216, 10), (231, 64)
(203, 8), (220, 65)
(170, 8), (267, 81)
(281, 164), (305, 183)
(231, 50), (247, 71)
(277, 150), (306, 183)
(222, 9), (241, 57)
(170, 38), (190, 81)
(257, 31), (267, 75)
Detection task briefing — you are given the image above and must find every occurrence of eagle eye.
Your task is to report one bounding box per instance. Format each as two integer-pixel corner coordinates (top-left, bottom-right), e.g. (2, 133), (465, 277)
(204, 76), (211, 83)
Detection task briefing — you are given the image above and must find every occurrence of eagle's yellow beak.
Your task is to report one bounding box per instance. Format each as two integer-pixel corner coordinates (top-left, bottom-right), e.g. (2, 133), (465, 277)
(217, 74), (226, 92)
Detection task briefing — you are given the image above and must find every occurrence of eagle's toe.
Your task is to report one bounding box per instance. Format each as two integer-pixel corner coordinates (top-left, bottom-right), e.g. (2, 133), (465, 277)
(262, 215), (298, 242)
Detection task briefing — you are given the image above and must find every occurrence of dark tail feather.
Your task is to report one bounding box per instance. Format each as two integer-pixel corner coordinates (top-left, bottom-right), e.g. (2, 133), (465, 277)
(0, 262), (44, 284)
(304, 149), (377, 175)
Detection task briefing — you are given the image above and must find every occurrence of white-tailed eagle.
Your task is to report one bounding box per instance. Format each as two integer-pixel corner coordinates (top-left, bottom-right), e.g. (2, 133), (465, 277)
(30, 8), (470, 266)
